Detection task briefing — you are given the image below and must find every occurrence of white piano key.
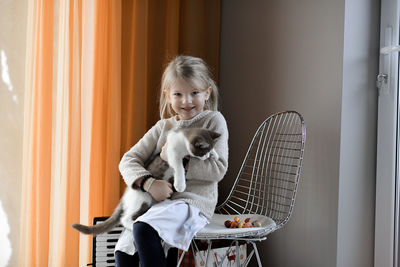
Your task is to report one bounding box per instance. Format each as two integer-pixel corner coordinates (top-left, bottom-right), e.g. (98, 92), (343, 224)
(95, 242), (118, 248)
(96, 234), (122, 241)
(95, 262), (115, 267)
(96, 239), (118, 244)
(96, 256), (115, 262)
(95, 247), (116, 252)
(95, 251), (115, 257)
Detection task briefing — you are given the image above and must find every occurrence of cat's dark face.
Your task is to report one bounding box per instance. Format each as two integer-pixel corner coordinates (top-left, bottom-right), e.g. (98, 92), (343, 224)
(183, 128), (221, 157)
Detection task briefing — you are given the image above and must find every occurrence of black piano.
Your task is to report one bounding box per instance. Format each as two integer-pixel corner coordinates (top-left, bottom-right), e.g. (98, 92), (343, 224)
(91, 217), (123, 267)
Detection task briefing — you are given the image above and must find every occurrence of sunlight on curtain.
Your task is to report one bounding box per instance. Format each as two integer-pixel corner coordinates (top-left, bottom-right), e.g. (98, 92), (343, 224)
(19, 0), (54, 266)
(20, 1), (122, 266)
(48, 0), (83, 266)
(79, 1), (122, 265)
(19, 0), (220, 266)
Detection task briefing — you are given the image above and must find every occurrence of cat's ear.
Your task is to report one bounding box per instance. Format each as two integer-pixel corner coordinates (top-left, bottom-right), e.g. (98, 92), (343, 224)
(209, 131), (221, 140)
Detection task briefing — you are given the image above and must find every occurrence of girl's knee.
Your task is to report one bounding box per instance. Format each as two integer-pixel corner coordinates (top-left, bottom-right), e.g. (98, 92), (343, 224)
(133, 221), (151, 238)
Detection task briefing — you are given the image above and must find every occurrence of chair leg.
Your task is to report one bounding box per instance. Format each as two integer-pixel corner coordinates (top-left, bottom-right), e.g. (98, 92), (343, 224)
(176, 250), (185, 267)
(235, 240), (240, 267)
(251, 241), (262, 267)
(245, 248), (255, 267)
(205, 240), (212, 265)
(189, 240), (210, 267)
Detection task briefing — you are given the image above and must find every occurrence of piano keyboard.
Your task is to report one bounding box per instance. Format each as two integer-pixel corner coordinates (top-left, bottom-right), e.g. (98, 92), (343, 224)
(92, 217), (124, 267)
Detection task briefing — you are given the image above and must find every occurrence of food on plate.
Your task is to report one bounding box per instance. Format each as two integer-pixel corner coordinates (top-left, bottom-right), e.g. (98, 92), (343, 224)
(224, 220), (232, 228)
(223, 217), (262, 228)
(252, 220), (262, 227)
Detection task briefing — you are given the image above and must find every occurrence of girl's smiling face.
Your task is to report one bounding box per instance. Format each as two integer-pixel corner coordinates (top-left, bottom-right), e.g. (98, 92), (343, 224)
(166, 78), (211, 120)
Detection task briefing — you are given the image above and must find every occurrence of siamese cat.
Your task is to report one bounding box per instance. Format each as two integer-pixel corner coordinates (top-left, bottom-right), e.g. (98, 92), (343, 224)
(72, 127), (220, 235)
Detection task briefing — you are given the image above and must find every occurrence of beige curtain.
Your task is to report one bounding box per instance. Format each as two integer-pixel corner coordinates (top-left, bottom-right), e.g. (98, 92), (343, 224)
(19, 0), (220, 266)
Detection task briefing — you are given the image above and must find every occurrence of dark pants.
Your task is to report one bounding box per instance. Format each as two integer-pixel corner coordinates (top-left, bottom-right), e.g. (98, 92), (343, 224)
(115, 222), (178, 267)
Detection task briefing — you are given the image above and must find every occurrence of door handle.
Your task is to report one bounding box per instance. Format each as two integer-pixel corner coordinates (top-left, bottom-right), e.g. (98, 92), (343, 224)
(377, 27), (394, 95)
(381, 45), (400, 54)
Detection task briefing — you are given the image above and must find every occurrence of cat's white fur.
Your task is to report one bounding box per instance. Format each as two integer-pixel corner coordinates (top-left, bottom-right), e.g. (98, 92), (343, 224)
(120, 187), (153, 231)
(166, 130), (213, 192)
(120, 130), (216, 231)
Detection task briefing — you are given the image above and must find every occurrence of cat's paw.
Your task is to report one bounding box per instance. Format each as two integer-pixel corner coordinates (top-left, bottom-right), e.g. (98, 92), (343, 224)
(197, 154), (209, 160)
(209, 149), (219, 160)
(196, 149), (218, 160)
(174, 182), (186, 192)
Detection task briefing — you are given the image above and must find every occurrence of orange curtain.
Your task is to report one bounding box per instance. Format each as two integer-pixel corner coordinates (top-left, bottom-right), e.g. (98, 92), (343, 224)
(19, 0), (220, 266)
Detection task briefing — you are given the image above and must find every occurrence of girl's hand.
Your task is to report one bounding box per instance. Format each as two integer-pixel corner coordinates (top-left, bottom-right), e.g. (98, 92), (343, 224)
(160, 143), (168, 161)
(145, 179), (173, 202)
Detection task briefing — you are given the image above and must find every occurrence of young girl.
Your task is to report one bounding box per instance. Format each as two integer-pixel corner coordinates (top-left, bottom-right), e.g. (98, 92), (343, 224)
(114, 55), (229, 267)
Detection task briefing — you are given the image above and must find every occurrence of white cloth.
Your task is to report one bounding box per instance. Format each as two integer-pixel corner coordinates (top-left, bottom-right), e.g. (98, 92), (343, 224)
(115, 199), (208, 256)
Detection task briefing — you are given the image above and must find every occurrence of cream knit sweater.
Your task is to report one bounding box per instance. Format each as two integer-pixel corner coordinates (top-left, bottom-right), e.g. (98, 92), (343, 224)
(119, 110), (229, 219)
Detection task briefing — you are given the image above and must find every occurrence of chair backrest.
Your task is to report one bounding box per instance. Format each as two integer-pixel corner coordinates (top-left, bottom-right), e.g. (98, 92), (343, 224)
(216, 111), (306, 229)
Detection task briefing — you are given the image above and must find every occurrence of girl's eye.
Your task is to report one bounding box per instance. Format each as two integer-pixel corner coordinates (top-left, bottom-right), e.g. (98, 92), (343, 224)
(192, 91), (200, 96)
(173, 93), (182, 97)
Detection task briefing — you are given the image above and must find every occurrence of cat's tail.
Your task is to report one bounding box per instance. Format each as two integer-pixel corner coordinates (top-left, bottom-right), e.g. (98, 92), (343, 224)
(71, 204), (123, 236)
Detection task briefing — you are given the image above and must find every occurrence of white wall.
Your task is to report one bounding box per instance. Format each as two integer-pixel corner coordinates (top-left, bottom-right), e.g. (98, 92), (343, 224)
(0, 0), (27, 266)
(218, 0), (379, 266)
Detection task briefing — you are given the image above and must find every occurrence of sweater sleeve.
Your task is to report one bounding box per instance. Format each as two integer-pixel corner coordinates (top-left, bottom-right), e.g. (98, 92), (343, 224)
(186, 112), (229, 182)
(119, 120), (163, 188)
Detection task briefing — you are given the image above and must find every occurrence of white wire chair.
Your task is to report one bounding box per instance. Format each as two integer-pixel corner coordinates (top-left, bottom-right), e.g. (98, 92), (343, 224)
(177, 111), (306, 267)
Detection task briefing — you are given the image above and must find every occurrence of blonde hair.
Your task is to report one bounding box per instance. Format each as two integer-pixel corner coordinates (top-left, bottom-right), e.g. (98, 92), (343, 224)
(159, 55), (219, 119)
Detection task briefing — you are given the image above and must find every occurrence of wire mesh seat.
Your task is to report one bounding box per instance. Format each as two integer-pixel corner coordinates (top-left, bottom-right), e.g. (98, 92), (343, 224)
(178, 111), (306, 267)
